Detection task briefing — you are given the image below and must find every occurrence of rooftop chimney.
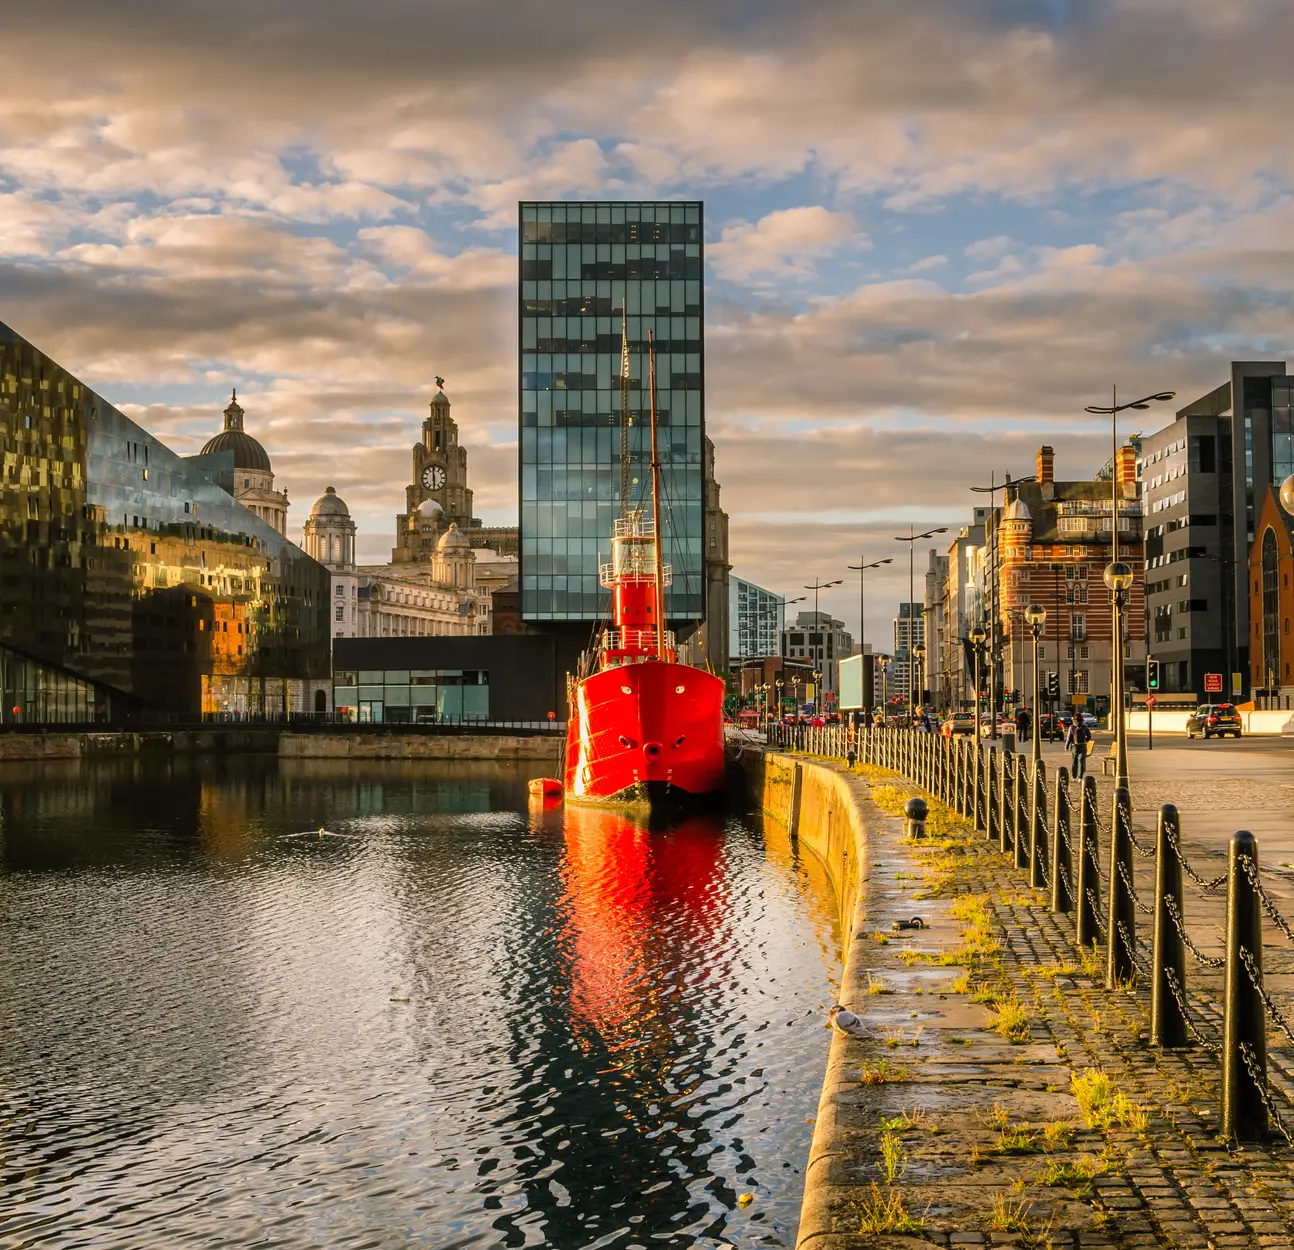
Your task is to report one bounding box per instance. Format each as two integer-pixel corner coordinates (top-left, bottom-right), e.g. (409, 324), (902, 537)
(1037, 445), (1054, 485)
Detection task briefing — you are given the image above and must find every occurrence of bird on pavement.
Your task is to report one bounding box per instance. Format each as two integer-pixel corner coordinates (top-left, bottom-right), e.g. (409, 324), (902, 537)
(828, 1005), (873, 1040)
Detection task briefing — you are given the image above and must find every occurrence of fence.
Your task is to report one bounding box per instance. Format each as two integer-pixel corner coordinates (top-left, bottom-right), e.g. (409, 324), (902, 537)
(766, 721), (1294, 1144)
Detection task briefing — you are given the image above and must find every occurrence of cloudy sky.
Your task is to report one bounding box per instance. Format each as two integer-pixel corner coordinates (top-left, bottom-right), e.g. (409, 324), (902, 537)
(3, 0), (1294, 646)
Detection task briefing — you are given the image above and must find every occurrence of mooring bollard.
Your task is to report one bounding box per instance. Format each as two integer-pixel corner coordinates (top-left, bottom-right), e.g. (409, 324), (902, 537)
(1050, 766), (1072, 913)
(1106, 786), (1136, 988)
(1029, 758), (1048, 890)
(1152, 803), (1188, 1048)
(904, 795), (928, 840)
(1014, 753), (1029, 871)
(999, 747), (1013, 855)
(1076, 775), (1101, 949)
(1223, 830), (1269, 1141)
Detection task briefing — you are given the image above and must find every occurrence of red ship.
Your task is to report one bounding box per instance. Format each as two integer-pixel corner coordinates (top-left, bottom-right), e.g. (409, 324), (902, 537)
(562, 331), (725, 811)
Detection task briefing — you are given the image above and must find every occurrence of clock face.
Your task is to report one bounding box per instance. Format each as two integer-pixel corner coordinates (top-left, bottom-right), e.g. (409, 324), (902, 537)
(421, 465), (446, 490)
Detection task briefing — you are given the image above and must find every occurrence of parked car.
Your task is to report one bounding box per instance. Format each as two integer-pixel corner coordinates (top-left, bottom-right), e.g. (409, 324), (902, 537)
(1186, 703), (1242, 739)
(940, 712), (976, 738)
(978, 716), (1017, 738)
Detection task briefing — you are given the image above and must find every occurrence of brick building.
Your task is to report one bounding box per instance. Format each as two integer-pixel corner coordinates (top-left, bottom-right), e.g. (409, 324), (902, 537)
(996, 446), (1147, 716)
(1247, 486), (1294, 703)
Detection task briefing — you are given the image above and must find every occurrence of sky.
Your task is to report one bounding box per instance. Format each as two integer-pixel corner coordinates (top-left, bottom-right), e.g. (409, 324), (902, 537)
(3, 0), (1294, 648)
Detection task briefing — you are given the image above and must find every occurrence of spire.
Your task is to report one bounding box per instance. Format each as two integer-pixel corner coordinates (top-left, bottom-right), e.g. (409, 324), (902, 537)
(223, 390), (245, 431)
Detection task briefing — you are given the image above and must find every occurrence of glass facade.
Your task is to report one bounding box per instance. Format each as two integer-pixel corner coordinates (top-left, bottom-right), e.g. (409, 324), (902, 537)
(0, 320), (331, 721)
(332, 668), (489, 724)
(519, 200), (704, 623)
(1271, 376), (1294, 492)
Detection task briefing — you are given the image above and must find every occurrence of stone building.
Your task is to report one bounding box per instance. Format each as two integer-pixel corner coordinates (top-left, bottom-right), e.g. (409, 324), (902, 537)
(1247, 486), (1294, 704)
(199, 392), (289, 534)
(390, 381), (518, 563)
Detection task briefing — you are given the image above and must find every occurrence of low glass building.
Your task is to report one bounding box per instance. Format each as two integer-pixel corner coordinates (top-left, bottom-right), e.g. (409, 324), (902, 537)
(0, 320), (330, 723)
(518, 200), (704, 625)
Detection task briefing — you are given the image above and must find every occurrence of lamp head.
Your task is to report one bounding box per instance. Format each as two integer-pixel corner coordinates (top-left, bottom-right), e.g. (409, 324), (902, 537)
(1024, 602), (1046, 627)
(968, 625), (986, 645)
(1103, 561), (1134, 592)
(1281, 474), (1294, 517)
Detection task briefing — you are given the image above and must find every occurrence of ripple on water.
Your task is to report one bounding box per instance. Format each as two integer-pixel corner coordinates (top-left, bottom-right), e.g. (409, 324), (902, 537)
(0, 756), (840, 1248)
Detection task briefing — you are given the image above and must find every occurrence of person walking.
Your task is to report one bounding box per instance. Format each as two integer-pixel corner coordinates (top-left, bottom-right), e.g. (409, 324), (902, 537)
(1064, 714), (1091, 778)
(1015, 705), (1031, 739)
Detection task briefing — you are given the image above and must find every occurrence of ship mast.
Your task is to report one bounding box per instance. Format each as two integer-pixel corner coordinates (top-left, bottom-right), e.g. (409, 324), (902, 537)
(619, 303), (631, 511)
(647, 330), (667, 662)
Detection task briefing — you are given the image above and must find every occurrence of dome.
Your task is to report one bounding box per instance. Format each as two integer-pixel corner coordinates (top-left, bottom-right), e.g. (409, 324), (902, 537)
(436, 522), (470, 553)
(431, 387), (450, 409)
(310, 486), (351, 518)
(1004, 497), (1031, 521)
(417, 498), (444, 519)
(200, 428), (272, 472)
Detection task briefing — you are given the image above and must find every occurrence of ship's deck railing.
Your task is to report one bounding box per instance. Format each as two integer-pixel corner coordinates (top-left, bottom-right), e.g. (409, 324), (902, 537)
(599, 627), (676, 655)
(611, 512), (654, 540)
(599, 560), (672, 588)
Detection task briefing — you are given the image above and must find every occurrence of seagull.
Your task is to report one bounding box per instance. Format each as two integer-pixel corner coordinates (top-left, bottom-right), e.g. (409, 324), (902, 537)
(281, 828), (342, 840)
(829, 1005), (873, 1040)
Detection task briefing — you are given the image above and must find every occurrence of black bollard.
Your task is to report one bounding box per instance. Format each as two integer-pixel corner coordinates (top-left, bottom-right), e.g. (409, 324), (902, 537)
(1106, 786), (1136, 988)
(999, 747), (1014, 855)
(1151, 804), (1188, 1048)
(1013, 753), (1029, 870)
(1029, 758), (1048, 890)
(1076, 775), (1100, 951)
(985, 745), (997, 843)
(973, 738), (983, 834)
(1051, 767), (1072, 913)
(1223, 830), (1268, 1141)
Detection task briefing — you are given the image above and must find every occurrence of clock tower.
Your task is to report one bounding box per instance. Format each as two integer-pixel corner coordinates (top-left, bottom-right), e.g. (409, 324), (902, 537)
(391, 380), (478, 564)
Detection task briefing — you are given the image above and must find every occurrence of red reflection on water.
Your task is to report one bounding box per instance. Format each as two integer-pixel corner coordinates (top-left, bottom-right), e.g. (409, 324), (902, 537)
(555, 805), (726, 1055)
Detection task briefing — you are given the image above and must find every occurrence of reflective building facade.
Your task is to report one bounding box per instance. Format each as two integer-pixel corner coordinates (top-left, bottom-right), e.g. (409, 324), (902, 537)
(519, 201), (704, 624)
(0, 321), (330, 722)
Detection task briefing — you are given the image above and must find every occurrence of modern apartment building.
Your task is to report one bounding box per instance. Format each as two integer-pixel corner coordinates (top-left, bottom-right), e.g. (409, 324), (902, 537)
(730, 576), (784, 664)
(781, 610), (854, 705)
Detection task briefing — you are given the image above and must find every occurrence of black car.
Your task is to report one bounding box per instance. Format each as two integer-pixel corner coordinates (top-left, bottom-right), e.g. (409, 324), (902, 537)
(1185, 703), (1242, 740)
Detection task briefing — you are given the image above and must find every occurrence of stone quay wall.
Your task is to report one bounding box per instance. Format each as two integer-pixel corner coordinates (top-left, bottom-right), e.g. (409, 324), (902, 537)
(0, 730), (281, 761)
(278, 733), (563, 762)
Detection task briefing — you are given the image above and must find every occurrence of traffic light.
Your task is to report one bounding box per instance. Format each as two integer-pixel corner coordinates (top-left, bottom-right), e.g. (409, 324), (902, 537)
(1147, 658), (1160, 690)
(1046, 672), (1060, 700)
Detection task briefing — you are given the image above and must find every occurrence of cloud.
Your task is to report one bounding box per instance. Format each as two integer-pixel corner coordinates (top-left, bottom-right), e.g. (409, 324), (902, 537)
(710, 206), (864, 282)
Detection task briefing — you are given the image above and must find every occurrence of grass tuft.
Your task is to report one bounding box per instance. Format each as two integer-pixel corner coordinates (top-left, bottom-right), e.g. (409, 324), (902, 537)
(856, 1183), (922, 1235)
(1071, 1069), (1148, 1132)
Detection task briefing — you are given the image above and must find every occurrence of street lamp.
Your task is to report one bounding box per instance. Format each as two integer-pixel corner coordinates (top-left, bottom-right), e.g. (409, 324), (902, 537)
(1104, 561), (1134, 789)
(879, 655), (892, 719)
(847, 555), (893, 706)
(969, 624), (987, 742)
(1084, 387), (1175, 726)
(775, 678), (784, 721)
(804, 578), (842, 707)
(894, 524), (948, 710)
(811, 669), (823, 716)
(1025, 603), (1046, 762)
(912, 644), (926, 716)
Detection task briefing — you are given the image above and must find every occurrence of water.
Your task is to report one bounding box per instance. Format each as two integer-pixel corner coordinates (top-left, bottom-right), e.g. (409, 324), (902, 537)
(0, 756), (840, 1249)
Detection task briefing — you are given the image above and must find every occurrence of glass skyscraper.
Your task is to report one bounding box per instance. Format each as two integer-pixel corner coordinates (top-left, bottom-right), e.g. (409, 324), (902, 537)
(519, 200), (704, 624)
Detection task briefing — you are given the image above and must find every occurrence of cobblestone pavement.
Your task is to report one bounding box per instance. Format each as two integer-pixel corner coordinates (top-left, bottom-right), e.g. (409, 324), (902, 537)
(808, 754), (1294, 1249)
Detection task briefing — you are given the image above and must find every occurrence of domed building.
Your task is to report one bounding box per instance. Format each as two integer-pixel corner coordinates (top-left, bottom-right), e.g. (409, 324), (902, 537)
(303, 487), (360, 641)
(200, 392), (289, 534)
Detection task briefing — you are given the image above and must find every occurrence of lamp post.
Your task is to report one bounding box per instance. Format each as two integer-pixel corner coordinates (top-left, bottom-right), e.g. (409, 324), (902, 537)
(912, 644), (926, 719)
(804, 579), (842, 706)
(894, 525), (948, 711)
(969, 625), (987, 742)
(812, 669), (823, 717)
(1025, 603), (1046, 762)
(1084, 387), (1175, 727)
(1105, 561), (1134, 789)
(775, 678), (784, 721)
(847, 556), (893, 707)
(970, 474), (1035, 739)
(879, 655), (891, 720)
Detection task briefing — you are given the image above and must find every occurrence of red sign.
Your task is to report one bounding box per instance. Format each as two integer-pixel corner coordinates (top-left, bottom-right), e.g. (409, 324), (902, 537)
(1146, 696), (1157, 707)
(1204, 672), (1223, 693)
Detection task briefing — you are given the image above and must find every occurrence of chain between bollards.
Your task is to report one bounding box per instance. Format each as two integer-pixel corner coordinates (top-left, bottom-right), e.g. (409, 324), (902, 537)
(1151, 804), (1188, 1048)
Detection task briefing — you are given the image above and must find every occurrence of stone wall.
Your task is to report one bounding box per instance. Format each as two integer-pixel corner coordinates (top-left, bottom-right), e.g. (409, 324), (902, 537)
(0, 730), (281, 761)
(278, 733), (563, 761)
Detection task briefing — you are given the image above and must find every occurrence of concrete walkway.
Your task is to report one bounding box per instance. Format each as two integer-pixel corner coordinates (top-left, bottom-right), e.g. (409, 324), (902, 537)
(779, 750), (1294, 1248)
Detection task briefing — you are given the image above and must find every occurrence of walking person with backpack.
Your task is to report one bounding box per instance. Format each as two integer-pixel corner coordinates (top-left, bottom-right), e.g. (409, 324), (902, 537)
(1064, 714), (1091, 778)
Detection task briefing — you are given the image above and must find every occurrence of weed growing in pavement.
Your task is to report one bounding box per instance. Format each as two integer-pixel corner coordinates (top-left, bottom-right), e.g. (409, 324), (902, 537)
(866, 930), (890, 944)
(990, 998), (1032, 1043)
(1042, 1120), (1074, 1151)
(987, 1192), (1034, 1234)
(859, 1060), (910, 1085)
(855, 1183), (922, 1235)
(1071, 1069), (1147, 1131)
(866, 973), (893, 996)
(879, 1130), (906, 1183)
(879, 1107), (928, 1133)
(1077, 947), (1103, 980)
(949, 969), (974, 993)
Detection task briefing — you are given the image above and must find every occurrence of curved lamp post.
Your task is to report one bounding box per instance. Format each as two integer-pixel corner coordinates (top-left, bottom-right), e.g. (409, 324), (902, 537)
(1084, 388), (1175, 729)
(847, 556), (893, 706)
(894, 525), (948, 710)
(1104, 561), (1134, 789)
(1025, 603), (1046, 762)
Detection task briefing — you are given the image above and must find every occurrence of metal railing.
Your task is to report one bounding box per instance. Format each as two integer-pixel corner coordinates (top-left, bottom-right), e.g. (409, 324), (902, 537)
(765, 721), (1294, 1145)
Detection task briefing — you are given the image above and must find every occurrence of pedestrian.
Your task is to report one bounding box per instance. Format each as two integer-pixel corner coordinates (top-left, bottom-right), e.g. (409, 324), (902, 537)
(915, 707), (931, 733)
(1064, 713), (1091, 778)
(1015, 705), (1031, 739)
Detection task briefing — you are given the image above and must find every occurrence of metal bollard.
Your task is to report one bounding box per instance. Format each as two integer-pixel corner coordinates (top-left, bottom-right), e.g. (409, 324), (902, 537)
(1076, 775), (1100, 950)
(985, 745), (997, 843)
(1106, 786), (1136, 988)
(1223, 830), (1268, 1141)
(1050, 767), (1072, 913)
(1151, 804), (1187, 1048)
(957, 739), (968, 817)
(904, 796), (928, 840)
(1014, 753), (1029, 870)
(972, 738), (982, 832)
(1029, 758), (1048, 890)
(999, 747), (1014, 855)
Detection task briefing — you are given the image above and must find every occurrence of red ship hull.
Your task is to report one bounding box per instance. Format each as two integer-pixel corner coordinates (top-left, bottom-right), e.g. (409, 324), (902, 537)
(564, 660), (726, 808)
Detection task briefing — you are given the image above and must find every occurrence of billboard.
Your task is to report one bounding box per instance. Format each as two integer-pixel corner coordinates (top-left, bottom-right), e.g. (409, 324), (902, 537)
(839, 654), (865, 710)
